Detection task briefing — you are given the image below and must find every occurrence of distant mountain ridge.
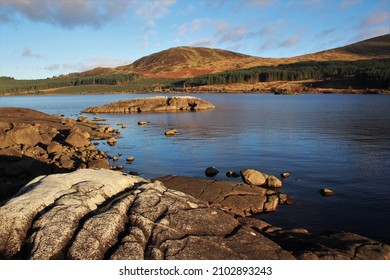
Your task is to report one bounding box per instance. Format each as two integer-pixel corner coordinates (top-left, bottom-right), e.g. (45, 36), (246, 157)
(78, 34), (390, 79)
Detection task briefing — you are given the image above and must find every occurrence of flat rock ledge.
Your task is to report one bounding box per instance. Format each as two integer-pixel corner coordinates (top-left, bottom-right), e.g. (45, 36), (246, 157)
(0, 169), (389, 260)
(157, 175), (290, 216)
(82, 96), (215, 114)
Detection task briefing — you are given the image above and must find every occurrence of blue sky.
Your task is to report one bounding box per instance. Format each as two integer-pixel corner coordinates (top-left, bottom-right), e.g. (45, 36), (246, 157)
(0, 0), (389, 79)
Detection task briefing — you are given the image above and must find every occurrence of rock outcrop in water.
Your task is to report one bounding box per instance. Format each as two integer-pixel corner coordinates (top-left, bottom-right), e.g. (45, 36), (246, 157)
(82, 96), (215, 114)
(0, 108), (115, 201)
(0, 169), (389, 260)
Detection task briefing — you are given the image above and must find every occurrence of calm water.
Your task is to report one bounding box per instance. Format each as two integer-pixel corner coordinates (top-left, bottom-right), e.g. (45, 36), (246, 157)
(1, 93), (389, 244)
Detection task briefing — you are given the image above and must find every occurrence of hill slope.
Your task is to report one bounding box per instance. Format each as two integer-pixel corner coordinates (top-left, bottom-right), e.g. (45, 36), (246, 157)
(77, 34), (389, 79)
(114, 46), (273, 78)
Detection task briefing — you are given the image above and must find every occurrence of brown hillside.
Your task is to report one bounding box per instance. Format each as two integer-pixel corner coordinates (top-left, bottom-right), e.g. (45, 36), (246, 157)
(115, 46), (274, 78)
(77, 34), (390, 79)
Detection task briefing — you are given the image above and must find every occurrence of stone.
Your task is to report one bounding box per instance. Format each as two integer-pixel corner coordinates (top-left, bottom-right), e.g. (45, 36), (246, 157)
(0, 147), (23, 158)
(226, 171), (240, 178)
(268, 229), (390, 260)
(113, 156), (118, 161)
(266, 175), (283, 188)
(7, 124), (42, 147)
(82, 96), (215, 114)
(88, 159), (110, 169)
(278, 193), (289, 204)
(138, 121), (150, 125)
(107, 137), (117, 145)
(65, 128), (90, 148)
(320, 188), (335, 196)
(46, 141), (63, 155)
(157, 175), (270, 217)
(281, 172), (291, 178)
(59, 154), (74, 169)
(205, 167), (219, 177)
(264, 195), (279, 212)
(164, 128), (177, 136)
(126, 157), (135, 162)
(240, 169), (267, 187)
(77, 116), (88, 122)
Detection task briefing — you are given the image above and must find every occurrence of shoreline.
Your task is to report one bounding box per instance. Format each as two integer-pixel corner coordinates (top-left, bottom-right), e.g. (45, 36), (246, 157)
(1, 80), (389, 97)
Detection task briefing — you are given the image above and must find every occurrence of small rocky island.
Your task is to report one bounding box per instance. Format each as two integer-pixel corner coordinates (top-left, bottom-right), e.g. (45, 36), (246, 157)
(82, 96), (215, 114)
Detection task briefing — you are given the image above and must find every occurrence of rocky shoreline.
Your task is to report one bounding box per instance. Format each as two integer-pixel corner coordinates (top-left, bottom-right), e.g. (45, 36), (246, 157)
(0, 107), (117, 201)
(0, 106), (389, 260)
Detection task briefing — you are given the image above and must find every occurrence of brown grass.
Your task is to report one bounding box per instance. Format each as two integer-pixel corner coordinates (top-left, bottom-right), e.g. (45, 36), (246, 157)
(74, 34), (390, 79)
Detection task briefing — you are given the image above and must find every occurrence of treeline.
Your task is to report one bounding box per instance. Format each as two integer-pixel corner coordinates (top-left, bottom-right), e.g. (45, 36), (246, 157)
(0, 73), (141, 94)
(181, 59), (390, 89)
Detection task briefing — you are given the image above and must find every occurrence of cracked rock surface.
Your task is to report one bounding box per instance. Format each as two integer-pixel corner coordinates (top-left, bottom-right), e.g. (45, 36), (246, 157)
(157, 175), (290, 216)
(1, 169), (388, 260)
(0, 169), (293, 260)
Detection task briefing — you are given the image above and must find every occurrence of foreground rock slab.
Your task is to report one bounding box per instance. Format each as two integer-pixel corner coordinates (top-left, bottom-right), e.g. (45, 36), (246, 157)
(82, 96), (215, 114)
(0, 169), (294, 260)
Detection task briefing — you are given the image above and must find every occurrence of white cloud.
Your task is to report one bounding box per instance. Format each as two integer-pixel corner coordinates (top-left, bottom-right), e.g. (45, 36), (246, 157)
(215, 21), (229, 33)
(359, 11), (390, 28)
(134, 0), (176, 20)
(22, 47), (43, 59)
(352, 10), (390, 41)
(340, 0), (362, 10)
(278, 35), (301, 48)
(190, 38), (216, 47)
(179, 18), (210, 35)
(219, 26), (247, 43)
(44, 57), (134, 73)
(0, 0), (133, 28)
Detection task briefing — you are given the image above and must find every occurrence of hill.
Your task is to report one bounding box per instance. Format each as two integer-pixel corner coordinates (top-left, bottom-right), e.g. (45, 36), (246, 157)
(76, 34), (389, 79)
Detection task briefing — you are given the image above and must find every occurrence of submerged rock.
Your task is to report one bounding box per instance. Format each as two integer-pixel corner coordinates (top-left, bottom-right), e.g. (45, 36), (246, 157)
(137, 121), (150, 125)
(205, 167), (219, 177)
(320, 188), (336, 196)
(281, 172), (291, 179)
(226, 171), (240, 178)
(82, 96), (215, 114)
(164, 128), (177, 136)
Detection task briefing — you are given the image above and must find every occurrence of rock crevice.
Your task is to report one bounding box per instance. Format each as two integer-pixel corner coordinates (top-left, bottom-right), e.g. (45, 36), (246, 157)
(0, 170), (389, 260)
